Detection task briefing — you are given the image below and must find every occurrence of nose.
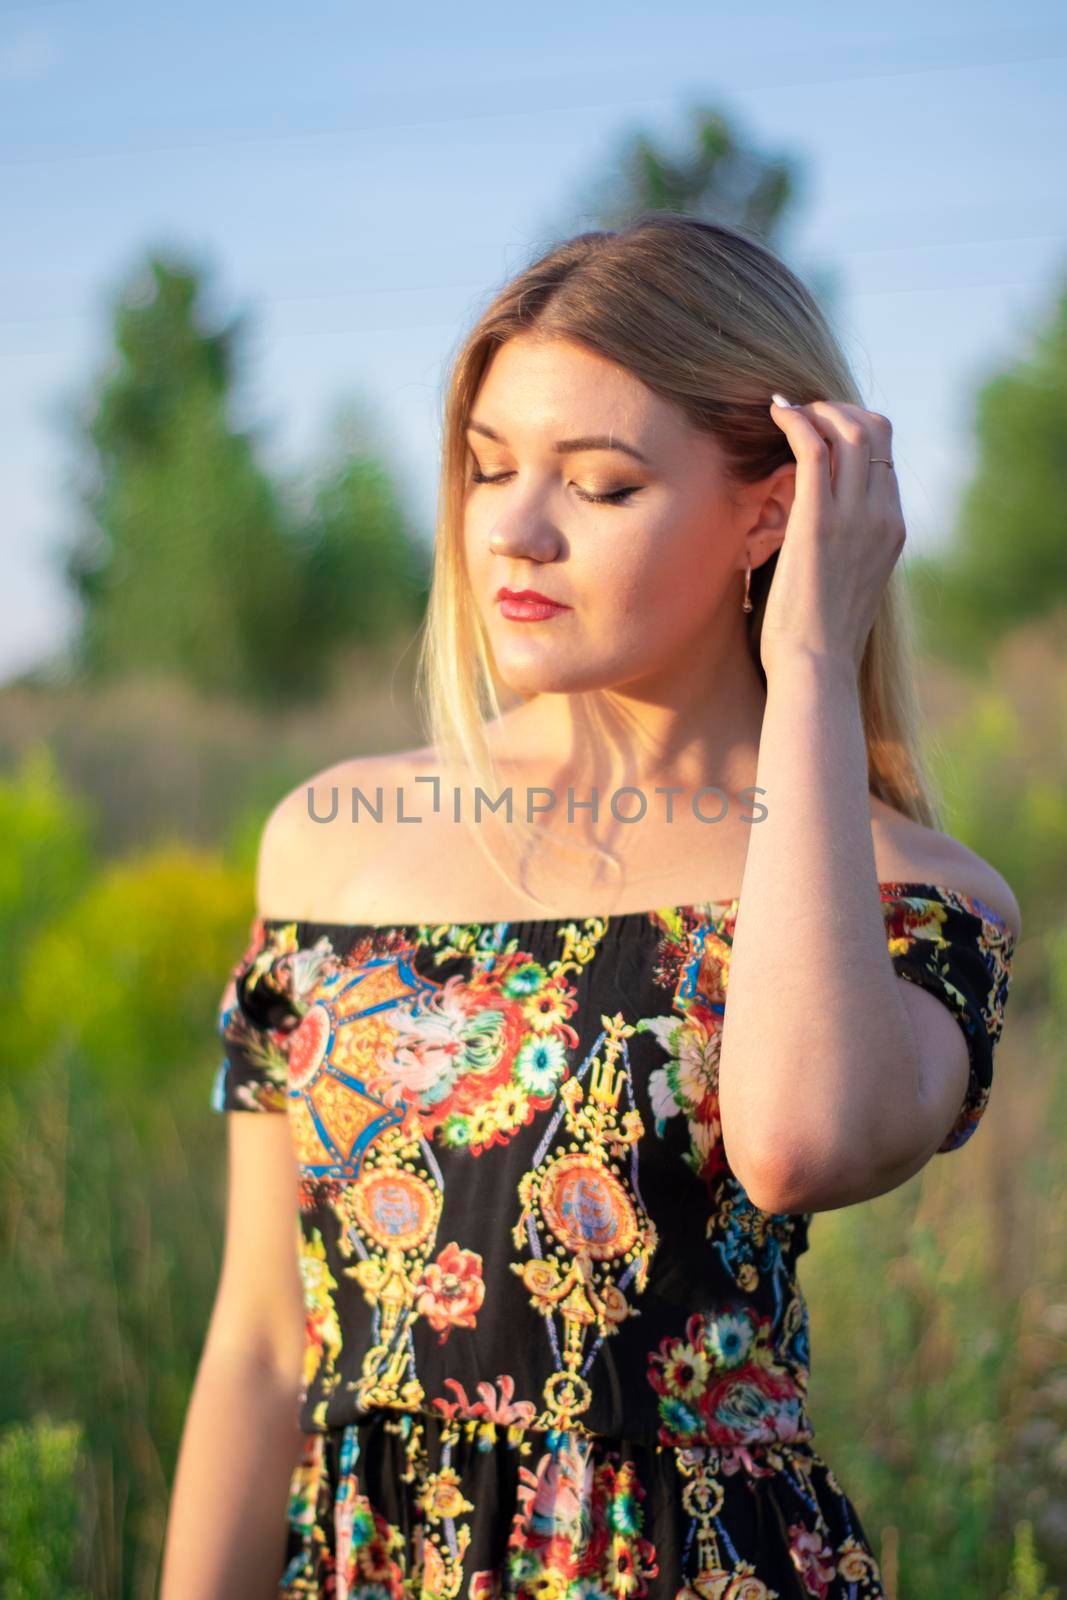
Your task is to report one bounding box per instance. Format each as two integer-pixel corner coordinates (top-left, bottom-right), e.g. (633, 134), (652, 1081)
(480, 473), (564, 562)
(487, 516), (562, 563)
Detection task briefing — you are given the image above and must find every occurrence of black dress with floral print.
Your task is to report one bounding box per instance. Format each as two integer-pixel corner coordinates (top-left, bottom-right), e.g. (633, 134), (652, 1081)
(210, 881), (1016, 1600)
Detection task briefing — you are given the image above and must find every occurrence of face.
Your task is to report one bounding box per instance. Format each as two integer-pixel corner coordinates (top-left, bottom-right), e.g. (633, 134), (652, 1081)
(463, 334), (790, 701)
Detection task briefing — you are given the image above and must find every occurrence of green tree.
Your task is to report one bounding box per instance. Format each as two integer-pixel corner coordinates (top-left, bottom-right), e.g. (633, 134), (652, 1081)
(539, 98), (841, 315)
(293, 395), (429, 670)
(56, 252), (311, 702)
(911, 278), (1067, 665)
(50, 250), (429, 706)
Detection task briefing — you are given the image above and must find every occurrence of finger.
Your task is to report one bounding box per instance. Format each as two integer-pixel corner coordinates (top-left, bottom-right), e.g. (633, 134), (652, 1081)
(809, 401), (894, 492)
(872, 453), (907, 556)
(820, 404), (904, 554)
(796, 401), (873, 505)
(858, 408), (897, 497)
(768, 399), (832, 515)
(846, 405), (893, 495)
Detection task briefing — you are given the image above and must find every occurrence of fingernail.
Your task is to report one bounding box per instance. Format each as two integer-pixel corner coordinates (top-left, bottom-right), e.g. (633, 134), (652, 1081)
(771, 392), (792, 408)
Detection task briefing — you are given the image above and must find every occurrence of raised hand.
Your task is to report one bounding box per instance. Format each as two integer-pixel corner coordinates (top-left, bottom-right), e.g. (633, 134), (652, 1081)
(760, 394), (906, 679)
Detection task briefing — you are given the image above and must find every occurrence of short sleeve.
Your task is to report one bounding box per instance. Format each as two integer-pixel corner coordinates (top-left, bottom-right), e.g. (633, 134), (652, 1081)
(211, 916), (303, 1114)
(881, 884), (1017, 1154)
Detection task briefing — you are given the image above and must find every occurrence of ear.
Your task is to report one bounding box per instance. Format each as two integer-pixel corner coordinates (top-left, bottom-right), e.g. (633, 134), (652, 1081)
(743, 462), (794, 568)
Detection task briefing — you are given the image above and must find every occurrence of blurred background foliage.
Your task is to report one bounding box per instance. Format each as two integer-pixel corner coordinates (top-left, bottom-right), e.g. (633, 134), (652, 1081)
(53, 251), (429, 706)
(1, 104), (1065, 1600)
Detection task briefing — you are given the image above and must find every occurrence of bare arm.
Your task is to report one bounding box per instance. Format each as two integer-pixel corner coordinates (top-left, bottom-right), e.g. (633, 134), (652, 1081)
(160, 1115), (308, 1599)
(719, 645), (1018, 1212)
(160, 1347), (305, 1599)
(718, 649), (930, 1211)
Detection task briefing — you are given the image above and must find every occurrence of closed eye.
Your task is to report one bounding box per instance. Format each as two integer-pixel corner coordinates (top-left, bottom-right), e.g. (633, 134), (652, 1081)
(469, 469), (640, 507)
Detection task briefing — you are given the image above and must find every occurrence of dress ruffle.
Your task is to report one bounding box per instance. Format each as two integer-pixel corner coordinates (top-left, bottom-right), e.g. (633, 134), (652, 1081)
(280, 1410), (886, 1600)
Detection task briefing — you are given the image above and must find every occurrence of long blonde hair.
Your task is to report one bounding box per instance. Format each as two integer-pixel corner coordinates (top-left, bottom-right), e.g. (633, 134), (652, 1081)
(414, 212), (942, 909)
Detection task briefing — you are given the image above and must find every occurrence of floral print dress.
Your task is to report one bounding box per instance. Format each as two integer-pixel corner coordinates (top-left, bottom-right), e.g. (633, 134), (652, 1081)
(210, 881), (1016, 1600)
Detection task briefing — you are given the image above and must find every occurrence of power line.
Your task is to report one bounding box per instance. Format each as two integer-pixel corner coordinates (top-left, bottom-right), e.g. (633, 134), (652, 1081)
(3, 38), (1066, 169)
(1, 230), (1062, 334)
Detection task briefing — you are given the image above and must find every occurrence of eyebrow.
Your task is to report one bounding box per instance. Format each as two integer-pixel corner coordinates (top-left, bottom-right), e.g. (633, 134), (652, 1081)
(466, 419), (651, 466)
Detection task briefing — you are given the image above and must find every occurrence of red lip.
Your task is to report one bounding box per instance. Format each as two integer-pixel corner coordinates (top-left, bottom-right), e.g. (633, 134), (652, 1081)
(496, 586), (571, 622)
(496, 587), (568, 605)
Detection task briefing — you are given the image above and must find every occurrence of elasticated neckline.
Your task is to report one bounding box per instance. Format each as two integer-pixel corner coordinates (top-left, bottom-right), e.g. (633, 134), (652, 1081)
(260, 880), (1014, 942)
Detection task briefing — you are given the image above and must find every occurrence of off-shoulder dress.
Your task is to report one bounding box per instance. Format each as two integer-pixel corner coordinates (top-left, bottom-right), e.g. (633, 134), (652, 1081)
(210, 881), (1016, 1600)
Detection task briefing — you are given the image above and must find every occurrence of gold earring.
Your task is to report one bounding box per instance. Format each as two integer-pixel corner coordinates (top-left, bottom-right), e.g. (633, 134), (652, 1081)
(741, 563), (753, 613)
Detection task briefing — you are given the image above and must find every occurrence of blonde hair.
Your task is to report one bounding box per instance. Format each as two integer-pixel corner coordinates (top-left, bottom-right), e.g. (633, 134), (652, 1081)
(414, 212), (942, 910)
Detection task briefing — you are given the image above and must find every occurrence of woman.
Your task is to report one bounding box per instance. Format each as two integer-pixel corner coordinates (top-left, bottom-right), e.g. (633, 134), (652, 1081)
(162, 214), (1020, 1599)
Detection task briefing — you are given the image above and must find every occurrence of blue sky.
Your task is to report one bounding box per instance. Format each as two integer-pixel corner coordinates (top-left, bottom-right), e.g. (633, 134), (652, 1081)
(3, 0), (1065, 682)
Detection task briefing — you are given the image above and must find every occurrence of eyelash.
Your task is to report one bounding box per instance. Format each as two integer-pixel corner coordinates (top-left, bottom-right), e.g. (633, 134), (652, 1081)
(469, 469), (639, 506)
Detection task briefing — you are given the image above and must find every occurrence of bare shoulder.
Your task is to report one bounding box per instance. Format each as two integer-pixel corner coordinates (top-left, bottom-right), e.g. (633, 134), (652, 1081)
(256, 745), (437, 919)
(870, 797), (1022, 941)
